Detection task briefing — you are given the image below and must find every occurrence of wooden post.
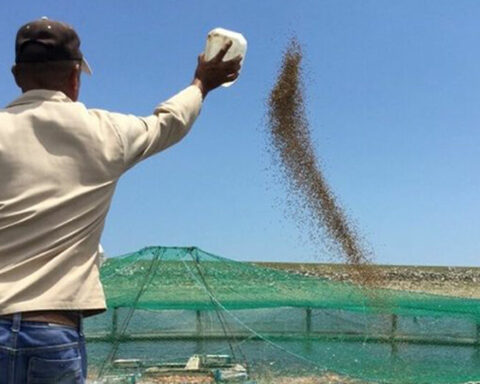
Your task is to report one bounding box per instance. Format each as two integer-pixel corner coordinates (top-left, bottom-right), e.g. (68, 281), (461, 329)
(391, 314), (398, 337)
(305, 307), (312, 335)
(476, 322), (480, 345)
(391, 314), (398, 356)
(195, 310), (204, 354)
(304, 307), (313, 354)
(196, 310), (203, 335)
(111, 307), (118, 339)
(475, 322), (480, 360)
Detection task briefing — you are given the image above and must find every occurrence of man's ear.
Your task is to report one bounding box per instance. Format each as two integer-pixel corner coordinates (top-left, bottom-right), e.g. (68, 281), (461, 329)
(69, 64), (81, 101)
(11, 65), (21, 88)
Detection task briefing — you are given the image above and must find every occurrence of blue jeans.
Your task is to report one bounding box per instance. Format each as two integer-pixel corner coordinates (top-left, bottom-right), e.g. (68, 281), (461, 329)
(0, 314), (87, 384)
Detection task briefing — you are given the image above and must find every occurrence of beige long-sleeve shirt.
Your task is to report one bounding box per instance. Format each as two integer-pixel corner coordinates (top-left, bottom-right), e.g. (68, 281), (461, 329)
(0, 85), (203, 316)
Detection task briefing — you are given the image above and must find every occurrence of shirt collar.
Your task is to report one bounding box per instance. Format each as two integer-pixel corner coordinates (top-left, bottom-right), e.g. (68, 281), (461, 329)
(6, 89), (73, 108)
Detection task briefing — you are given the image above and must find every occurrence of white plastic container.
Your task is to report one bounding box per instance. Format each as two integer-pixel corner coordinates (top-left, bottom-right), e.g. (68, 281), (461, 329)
(204, 28), (247, 87)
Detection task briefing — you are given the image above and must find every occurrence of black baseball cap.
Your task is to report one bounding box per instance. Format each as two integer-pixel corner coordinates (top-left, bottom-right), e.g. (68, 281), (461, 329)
(15, 17), (92, 75)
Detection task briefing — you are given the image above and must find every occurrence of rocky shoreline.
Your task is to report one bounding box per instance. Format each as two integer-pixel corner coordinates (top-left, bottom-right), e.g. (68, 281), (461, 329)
(256, 262), (480, 299)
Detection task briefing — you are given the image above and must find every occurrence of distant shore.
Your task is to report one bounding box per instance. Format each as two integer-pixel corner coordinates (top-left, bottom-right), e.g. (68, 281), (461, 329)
(254, 262), (480, 299)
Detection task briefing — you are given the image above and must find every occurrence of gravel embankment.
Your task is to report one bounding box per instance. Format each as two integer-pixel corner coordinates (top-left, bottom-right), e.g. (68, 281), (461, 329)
(256, 263), (480, 299)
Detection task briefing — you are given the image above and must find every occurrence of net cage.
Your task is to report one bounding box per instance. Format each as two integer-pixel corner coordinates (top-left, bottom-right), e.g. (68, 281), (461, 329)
(84, 246), (480, 383)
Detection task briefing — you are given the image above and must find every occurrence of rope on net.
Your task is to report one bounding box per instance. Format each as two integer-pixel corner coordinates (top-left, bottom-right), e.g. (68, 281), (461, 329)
(183, 248), (247, 364)
(97, 247), (165, 378)
(180, 251), (329, 374)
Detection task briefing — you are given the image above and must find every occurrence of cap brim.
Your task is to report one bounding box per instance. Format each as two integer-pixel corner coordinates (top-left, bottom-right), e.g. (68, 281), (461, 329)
(81, 57), (92, 75)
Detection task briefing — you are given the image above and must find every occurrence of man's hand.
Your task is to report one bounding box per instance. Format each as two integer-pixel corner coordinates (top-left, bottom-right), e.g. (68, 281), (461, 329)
(192, 41), (242, 98)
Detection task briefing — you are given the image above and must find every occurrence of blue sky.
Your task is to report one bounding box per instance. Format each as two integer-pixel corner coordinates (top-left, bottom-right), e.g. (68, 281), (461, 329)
(1, 1), (479, 266)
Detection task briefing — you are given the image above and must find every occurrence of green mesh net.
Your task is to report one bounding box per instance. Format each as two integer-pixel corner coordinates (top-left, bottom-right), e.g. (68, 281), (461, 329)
(85, 246), (480, 383)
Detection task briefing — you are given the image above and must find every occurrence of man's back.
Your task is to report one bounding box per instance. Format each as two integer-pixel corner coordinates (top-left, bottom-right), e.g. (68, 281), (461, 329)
(0, 81), (208, 316)
(0, 89), (123, 316)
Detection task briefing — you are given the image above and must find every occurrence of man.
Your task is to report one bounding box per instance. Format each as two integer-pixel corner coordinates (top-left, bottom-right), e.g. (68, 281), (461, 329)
(0, 18), (241, 383)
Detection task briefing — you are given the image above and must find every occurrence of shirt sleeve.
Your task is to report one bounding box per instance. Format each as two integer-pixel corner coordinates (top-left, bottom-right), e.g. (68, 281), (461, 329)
(104, 85), (203, 171)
